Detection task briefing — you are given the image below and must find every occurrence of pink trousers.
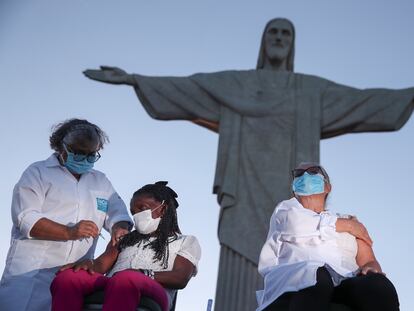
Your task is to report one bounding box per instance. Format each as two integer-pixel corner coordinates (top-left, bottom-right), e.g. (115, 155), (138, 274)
(50, 269), (169, 311)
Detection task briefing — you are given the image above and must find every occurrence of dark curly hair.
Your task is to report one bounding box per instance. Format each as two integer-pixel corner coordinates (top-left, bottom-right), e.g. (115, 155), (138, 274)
(118, 181), (181, 268)
(49, 118), (109, 152)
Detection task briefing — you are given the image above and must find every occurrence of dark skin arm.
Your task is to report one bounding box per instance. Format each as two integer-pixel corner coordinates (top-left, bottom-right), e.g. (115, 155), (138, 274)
(59, 242), (120, 274)
(59, 245), (195, 290)
(152, 255), (196, 289)
(355, 238), (383, 275)
(30, 218), (99, 241)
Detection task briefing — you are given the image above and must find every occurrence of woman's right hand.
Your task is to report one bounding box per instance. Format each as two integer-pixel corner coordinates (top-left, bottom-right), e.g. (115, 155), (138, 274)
(337, 217), (373, 246)
(348, 217), (373, 246)
(59, 259), (95, 275)
(67, 220), (99, 240)
(83, 66), (130, 85)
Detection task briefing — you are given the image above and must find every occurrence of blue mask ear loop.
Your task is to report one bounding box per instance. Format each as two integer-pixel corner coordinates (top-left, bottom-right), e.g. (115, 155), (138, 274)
(59, 144), (76, 170)
(57, 144), (69, 166)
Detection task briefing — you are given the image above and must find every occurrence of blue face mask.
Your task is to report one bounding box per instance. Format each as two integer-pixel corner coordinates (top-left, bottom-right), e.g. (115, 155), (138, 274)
(292, 172), (325, 196)
(64, 151), (95, 174)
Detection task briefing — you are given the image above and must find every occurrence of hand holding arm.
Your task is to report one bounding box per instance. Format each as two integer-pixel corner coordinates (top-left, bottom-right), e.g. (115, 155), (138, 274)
(68, 220), (99, 240)
(83, 66), (135, 86)
(336, 217), (373, 246)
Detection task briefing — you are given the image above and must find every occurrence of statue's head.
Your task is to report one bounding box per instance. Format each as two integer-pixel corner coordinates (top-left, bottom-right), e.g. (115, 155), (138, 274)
(256, 18), (295, 71)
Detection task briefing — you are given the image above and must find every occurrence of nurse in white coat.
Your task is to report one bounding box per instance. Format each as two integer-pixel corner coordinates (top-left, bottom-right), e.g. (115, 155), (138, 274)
(256, 162), (399, 311)
(0, 119), (133, 311)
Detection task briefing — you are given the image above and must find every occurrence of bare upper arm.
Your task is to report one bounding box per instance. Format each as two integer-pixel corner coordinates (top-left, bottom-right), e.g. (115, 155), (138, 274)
(153, 254), (196, 289)
(94, 242), (120, 273)
(171, 255), (196, 284)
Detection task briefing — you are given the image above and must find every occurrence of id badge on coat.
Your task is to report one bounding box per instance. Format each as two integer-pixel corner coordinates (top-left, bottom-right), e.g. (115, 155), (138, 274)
(96, 197), (108, 213)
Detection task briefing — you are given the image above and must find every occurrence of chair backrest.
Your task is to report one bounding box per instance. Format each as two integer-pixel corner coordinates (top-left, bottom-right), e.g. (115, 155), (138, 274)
(170, 291), (177, 311)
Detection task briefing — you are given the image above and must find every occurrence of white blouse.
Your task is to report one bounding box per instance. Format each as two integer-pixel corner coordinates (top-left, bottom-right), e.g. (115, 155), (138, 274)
(108, 234), (201, 308)
(256, 198), (359, 311)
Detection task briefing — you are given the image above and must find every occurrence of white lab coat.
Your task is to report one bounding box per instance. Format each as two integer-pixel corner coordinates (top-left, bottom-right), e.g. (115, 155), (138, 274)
(0, 154), (132, 311)
(256, 198), (359, 311)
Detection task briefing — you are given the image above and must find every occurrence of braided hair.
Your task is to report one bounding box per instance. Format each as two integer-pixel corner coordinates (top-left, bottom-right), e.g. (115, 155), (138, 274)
(118, 181), (181, 268)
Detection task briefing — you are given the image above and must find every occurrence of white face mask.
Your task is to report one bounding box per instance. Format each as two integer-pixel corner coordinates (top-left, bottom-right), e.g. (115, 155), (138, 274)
(133, 200), (164, 234)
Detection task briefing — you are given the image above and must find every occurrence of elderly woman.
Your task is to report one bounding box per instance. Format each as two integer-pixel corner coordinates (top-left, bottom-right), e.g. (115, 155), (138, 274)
(0, 119), (132, 311)
(256, 163), (399, 311)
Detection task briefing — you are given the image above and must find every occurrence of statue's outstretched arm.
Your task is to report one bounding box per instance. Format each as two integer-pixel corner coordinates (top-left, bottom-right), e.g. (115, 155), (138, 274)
(321, 82), (414, 138)
(84, 67), (222, 128)
(83, 66), (135, 86)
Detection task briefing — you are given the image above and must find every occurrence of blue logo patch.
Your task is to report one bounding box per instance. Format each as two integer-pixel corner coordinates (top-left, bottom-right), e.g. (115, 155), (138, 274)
(96, 198), (108, 212)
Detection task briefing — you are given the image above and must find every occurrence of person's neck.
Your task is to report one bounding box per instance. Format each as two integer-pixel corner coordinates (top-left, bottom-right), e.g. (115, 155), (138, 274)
(262, 58), (288, 71)
(297, 195), (325, 213)
(72, 173), (81, 181)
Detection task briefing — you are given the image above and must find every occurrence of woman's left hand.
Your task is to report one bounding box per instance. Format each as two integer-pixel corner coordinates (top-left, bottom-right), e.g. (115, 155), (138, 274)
(58, 259), (95, 274)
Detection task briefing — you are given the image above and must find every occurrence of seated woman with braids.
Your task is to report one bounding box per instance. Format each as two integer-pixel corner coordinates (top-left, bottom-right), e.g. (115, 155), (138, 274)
(50, 181), (201, 311)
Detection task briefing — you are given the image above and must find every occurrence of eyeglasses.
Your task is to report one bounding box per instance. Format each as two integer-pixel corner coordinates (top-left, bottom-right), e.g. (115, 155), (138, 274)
(292, 166), (324, 178)
(63, 144), (101, 163)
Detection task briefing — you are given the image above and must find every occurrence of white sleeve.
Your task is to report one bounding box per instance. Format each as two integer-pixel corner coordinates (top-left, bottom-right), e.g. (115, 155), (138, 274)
(11, 166), (46, 238)
(258, 209), (283, 276)
(319, 212), (338, 240)
(258, 232), (280, 277)
(177, 235), (201, 276)
(104, 183), (133, 232)
(276, 206), (338, 243)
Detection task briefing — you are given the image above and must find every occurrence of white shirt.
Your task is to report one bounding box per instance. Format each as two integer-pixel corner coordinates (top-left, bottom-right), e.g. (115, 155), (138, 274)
(256, 198), (359, 311)
(0, 154), (132, 311)
(108, 234), (201, 308)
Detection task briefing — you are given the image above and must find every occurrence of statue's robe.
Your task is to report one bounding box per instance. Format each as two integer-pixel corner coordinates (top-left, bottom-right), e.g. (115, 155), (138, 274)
(132, 69), (413, 310)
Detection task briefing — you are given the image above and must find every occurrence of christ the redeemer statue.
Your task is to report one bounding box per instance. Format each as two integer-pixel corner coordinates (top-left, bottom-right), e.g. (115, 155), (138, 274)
(84, 18), (414, 311)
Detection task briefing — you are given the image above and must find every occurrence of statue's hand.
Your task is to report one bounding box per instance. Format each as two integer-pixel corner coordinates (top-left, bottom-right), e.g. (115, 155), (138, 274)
(83, 66), (129, 85)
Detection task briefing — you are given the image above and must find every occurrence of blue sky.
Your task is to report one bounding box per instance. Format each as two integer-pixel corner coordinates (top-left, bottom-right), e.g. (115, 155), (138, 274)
(1, 1), (413, 310)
